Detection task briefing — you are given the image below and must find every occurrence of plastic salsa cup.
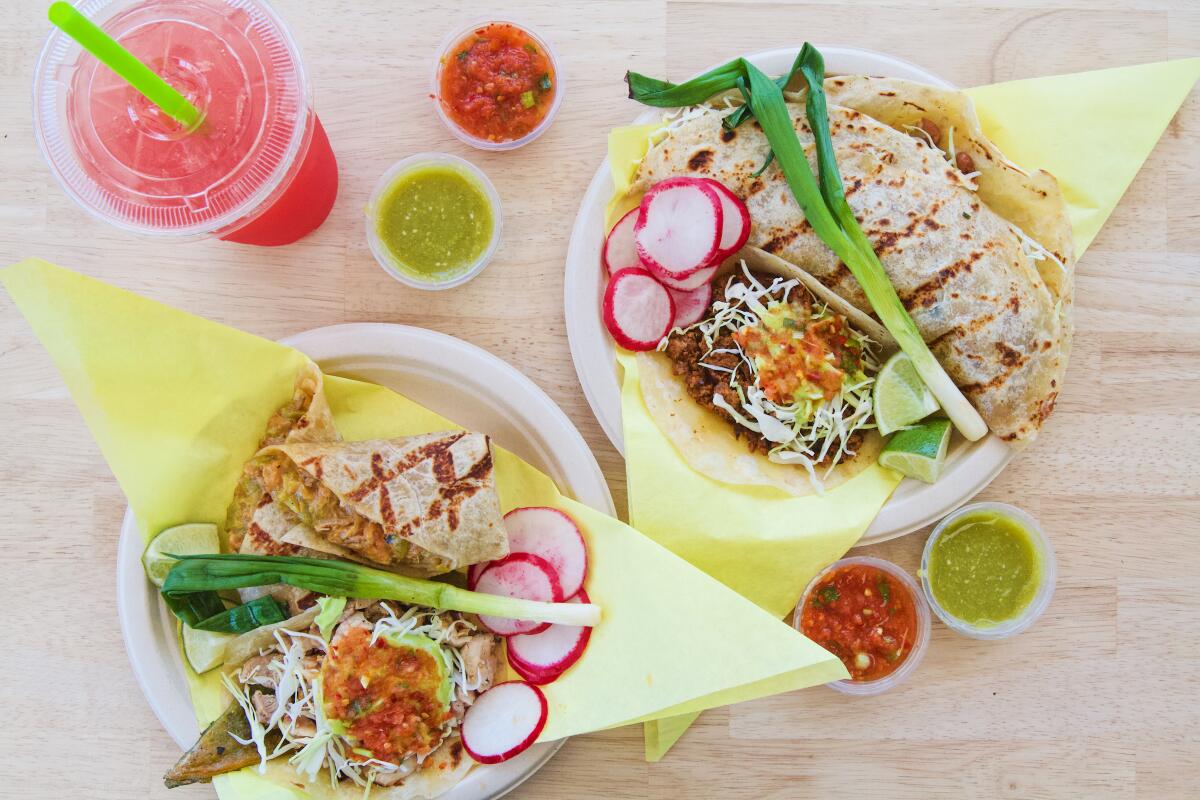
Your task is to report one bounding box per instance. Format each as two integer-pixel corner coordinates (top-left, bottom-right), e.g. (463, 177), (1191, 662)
(365, 153), (502, 291)
(430, 19), (563, 151)
(919, 502), (1056, 640)
(792, 556), (931, 696)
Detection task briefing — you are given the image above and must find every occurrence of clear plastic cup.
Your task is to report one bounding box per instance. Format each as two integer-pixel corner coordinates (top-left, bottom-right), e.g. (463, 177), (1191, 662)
(33, 0), (338, 244)
(919, 502), (1056, 640)
(365, 153), (502, 291)
(431, 19), (563, 151)
(793, 556), (931, 696)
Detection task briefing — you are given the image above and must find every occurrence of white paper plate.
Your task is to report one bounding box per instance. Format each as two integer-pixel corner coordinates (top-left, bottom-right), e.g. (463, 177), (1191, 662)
(117, 323), (615, 799)
(564, 45), (1013, 545)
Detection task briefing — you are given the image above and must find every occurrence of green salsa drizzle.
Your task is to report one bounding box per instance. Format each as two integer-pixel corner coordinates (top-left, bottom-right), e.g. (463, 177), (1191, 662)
(928, 511), (1042, 627)
(374, 165), (493, 282)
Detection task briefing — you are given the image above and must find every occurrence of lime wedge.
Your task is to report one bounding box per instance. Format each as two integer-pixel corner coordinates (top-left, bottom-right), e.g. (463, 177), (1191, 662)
(873, 351), (940, 435)
(880, 418), (952, 483)
(181, 624), (232, 674)
(142, 522), (220, 587)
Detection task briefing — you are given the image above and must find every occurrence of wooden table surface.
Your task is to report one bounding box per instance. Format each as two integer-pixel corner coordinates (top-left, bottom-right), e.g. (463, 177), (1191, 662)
(2, 1), (1197, 798)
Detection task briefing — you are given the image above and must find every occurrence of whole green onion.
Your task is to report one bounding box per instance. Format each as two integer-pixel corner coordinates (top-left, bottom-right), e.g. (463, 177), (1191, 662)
(163, 554), (601, 628)
(625, 47), (987, 440)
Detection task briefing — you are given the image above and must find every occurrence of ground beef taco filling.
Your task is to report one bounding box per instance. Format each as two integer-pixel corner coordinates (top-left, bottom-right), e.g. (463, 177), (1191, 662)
(660, 268), (876, 470)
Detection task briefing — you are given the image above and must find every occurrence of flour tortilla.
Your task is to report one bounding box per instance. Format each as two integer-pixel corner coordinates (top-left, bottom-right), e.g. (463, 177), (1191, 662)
(263, 432), (508, 573)
(260, 736), (473, 800)
(634, 83), (1073, 446)
(226, 362), (340, 553)
(637, 253), (883, 497)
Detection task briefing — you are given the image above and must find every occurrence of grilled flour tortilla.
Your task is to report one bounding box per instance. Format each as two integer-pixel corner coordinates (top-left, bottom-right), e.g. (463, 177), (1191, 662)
(227, 365), (507, 575)
(634, 79), (1074, 446)
(258, 433), (508, 574)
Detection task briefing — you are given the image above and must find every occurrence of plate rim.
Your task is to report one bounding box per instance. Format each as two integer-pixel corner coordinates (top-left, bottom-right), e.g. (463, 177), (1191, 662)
(563, 43), (1013, 546)
(117, 322), (615, 799)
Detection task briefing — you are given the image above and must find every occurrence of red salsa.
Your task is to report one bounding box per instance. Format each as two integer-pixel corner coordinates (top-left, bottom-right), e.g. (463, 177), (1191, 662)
(438, 23), (556, 142)
(799, 563), (918, 682)
(321, 626), (451, 762)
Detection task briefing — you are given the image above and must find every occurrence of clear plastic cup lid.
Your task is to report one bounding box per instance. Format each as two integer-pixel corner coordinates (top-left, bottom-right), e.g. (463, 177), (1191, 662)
(33, 0), (313, 238)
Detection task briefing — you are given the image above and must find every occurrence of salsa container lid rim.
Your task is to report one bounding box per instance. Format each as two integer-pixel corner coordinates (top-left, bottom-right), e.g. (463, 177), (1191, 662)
(430, 17), (564, 152)
(794, 555), (931, 697)
(919, 501), (1057, 641)
(364, 152), (503, 291)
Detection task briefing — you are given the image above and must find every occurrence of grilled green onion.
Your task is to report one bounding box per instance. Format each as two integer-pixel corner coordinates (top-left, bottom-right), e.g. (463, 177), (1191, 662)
(626, 47), (987, 440)
(163, 554), (600, 627)
(191, 595), (287, 633)
(161, 590), (226, 627)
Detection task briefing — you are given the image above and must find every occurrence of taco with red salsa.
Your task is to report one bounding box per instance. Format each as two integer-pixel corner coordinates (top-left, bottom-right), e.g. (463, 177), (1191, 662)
(637, 249), (892, 495)
(164, 597), (502, 798)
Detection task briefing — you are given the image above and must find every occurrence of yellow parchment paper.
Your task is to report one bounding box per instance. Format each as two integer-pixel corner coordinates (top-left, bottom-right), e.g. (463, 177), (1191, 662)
(1, 258), (848, 799)
(612, 58), (1199, 759)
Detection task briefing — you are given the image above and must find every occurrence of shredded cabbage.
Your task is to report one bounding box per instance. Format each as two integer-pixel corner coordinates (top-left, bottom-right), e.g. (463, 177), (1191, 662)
(663, 261), (880, 491)
(223, 604), (479, 792)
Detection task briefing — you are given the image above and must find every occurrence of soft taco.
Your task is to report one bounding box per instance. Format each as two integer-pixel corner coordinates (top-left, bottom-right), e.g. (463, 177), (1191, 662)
(632, 76), (1073, 447)
(638, 250), (888, 495)
(165, 598), (501, 797)
(227, 366), (508, 575)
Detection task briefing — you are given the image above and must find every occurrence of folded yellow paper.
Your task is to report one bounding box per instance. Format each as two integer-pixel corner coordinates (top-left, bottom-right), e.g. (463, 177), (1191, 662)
(965, 58), (1200, 256)
(612, 57), (1199, 760)
(2, 258), (850, 799)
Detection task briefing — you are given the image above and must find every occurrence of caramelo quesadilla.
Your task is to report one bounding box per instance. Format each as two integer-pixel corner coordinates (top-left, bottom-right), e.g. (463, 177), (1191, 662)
(632, 77), (1073, 446)
(228, 366), (508, 576)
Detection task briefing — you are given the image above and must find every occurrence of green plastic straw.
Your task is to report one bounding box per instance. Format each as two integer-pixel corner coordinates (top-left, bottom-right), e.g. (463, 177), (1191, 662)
(48, 1), (203, 128)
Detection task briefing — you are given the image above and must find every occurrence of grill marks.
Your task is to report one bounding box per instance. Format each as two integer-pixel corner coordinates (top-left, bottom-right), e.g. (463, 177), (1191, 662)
(866, 199), (944, 256)
(336, 432), (493, 542)
(958, 342), (1031, 395)
(901, 250), (983, 309)
(762, 229), (800, 254)
(687, 148), (714, 171)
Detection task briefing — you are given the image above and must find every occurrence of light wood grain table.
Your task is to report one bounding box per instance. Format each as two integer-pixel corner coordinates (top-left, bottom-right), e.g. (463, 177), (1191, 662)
(2, 1), (1197, 798)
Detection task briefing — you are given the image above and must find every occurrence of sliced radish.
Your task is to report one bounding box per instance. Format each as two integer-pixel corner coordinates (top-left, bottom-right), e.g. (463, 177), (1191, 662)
(634, 178), (722, 279)
(668, 282), (714, 328)
(503, 507), (588, 600)
(507, 590), (592, 685)
(702, 179), (751, 259)
(467, 562), (486, 590)
(460, 681), (548, 764)
(603, 267), (674, 351)
(602, 208), (640, 275)
(474, 553), (564, 636)
(655, 262), (717, 292)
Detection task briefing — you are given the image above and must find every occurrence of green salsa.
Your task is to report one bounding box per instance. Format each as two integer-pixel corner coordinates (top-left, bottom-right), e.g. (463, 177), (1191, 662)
(374, 164), (494, 282)
(927, 511), (1042, 627)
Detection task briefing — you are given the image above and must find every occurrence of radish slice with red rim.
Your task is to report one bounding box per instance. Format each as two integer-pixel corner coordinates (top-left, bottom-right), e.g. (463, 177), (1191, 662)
(603, 268), (674, 351)
(473, 553), (564, 636)
(634, 178), (722, 278)
(461, 681), (548, 764)
(667, 282), (714, 328)
(503, 507), (588, 600)
(507, 590), (592, 685)
(702, 179), (751, 260)
(602, 208), (640, 275)
(653, 262), (717, 292)
(466, 562), (486, 590)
